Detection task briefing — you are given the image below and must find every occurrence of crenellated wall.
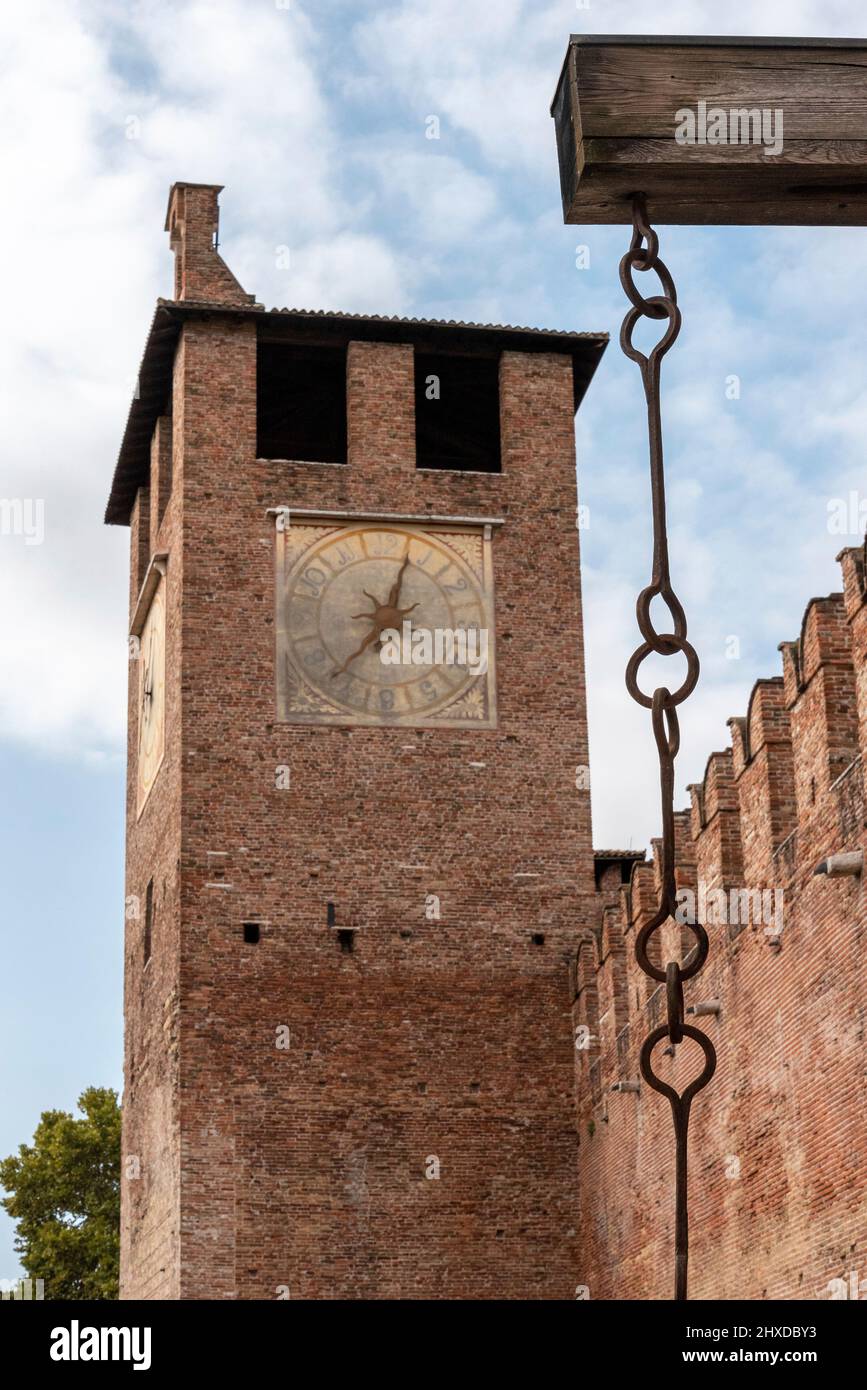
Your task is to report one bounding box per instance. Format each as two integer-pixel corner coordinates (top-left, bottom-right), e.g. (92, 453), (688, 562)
(576, 543), (867, 1300)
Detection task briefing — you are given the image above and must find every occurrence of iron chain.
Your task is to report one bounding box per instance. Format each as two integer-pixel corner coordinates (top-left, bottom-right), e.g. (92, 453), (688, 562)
(620, 195), (717, 1302)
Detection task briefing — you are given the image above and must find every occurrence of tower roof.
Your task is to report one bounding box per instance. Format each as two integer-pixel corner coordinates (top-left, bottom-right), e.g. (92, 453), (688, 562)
(104, 301), (608, 525)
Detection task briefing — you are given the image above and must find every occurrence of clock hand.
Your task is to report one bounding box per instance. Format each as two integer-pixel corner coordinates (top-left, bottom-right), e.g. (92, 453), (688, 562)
(331, 549), (417, 679)
(142, 628), (155, 704)
(331, 626), (381, 678)
(349, 600), (418, 623)
(387, 553), (410, 608)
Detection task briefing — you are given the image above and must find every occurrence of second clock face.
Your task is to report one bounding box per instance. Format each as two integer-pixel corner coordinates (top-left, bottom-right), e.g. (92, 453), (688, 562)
(276, 522), (497, 728)
(137, 577), (166, 813)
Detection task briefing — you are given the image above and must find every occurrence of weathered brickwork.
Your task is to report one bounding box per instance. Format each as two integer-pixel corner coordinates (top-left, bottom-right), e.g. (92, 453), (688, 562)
(120, 362), (183, 1300)
(575, 552), (867, 1301)
(116, 185), (600, 1299)
(164, 183), (254, 307)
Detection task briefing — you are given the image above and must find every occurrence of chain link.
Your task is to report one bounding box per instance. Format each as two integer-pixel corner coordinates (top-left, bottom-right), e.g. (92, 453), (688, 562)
(620, 195), (717, 1301)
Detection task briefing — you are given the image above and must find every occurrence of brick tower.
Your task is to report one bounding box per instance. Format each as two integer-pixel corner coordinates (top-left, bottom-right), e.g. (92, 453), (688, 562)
(108, 182), (606, 1300)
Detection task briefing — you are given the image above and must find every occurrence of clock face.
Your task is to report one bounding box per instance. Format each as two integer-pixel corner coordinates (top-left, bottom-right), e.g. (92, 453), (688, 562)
(137, 579), (166, 812)
(276, 522), (497, 728)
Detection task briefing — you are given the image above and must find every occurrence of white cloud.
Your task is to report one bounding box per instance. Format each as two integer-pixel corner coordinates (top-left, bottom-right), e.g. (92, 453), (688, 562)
(369, 151), (500, 246)
(278, 231), (413, 314)
(351, 0), (867, 181)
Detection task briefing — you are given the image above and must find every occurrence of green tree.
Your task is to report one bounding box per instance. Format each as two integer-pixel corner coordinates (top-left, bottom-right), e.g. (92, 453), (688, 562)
(0, 1087), (120, 1300)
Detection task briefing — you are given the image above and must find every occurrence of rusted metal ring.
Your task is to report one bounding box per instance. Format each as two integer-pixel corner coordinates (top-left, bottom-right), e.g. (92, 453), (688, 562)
(620, 262), (669, 319)
(619, 250), (678, 319)
(629, 195), (658, 258)
(630, 231), (658, 263)
(666, 962), (684, 1044)
(636, 582), (687, 654)
(620, 297), (682, 368)
(635, 913), (709, 985)
(639, 1024), (717, 1108)
(652, 690), (680, 761)
(624, 244), (662, 281)
(625, 634), (700, 710)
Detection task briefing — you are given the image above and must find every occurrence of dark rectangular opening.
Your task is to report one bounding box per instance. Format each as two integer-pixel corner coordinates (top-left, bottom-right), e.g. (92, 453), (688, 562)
(257, 343), (347, 462)
(144, 879), (153, 964)
(337, 928), (355, 953)
(415, 352), (501, 472)
(156, 407), (172, 527)
(243, 922), (261, 945)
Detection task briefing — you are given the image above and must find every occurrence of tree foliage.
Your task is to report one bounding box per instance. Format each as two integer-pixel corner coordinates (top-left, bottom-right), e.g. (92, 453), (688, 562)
(0, 1087), (120, 1300)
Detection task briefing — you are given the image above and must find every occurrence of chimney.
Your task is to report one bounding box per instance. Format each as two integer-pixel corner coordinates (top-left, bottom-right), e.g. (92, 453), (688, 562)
(164, 182), (256, 306)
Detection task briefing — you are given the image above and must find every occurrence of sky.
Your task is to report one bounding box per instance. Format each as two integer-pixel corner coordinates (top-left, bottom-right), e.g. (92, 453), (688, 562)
(1, 0), (866, 1281)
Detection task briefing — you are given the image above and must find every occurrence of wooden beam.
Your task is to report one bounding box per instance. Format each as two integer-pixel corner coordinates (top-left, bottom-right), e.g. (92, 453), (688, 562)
(552, 35), (867, 225)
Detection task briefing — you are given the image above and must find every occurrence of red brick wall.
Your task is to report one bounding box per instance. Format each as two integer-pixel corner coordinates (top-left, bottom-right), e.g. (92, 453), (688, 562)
(575, 550), (867, 1300)
(121, 317), (595, 1299)
(120, 349), (186, 1299)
